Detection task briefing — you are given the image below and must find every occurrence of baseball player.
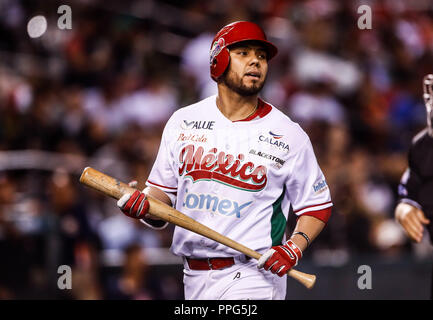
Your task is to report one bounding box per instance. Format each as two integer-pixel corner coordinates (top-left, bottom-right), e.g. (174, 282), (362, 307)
(116, 21), (333, 300)
(395, 74), (433, 298)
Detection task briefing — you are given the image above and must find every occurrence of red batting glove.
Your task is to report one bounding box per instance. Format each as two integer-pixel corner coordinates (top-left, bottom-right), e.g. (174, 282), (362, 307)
(257, 240), (302, 277)
(117, 190), (150, 219)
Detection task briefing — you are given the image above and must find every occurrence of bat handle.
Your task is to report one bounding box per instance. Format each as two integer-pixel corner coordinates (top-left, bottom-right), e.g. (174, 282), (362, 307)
(248, 250), (316, 289)
(288, 269), (316, 289)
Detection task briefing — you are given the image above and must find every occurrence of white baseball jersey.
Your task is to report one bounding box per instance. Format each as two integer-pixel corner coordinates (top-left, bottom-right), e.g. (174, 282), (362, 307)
(145, 95), (332, 258)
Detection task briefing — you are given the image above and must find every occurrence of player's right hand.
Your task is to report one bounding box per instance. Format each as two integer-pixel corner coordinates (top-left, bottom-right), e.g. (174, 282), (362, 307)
(395, 202), (430, 243)
(257, 240), (302, 277)
(117, 182), (150, 219)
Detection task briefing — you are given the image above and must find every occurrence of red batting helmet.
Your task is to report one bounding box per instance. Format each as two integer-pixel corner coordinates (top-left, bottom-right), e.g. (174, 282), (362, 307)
(209, 21), (278, 81)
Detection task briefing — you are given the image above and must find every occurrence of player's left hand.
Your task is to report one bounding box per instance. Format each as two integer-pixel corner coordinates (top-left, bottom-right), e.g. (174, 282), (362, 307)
(257, 240), (302, 277)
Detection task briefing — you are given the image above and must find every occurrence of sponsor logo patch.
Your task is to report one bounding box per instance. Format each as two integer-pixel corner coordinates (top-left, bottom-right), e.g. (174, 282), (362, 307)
(258, 133), (290, 152)
(182, 191), (252, 218)
(249, 149), (286, 168)
(177, 133), (207, 143)
(181, 120), (215, 130)
(269, 131), (283, 139)
(313, 180), (328, 194)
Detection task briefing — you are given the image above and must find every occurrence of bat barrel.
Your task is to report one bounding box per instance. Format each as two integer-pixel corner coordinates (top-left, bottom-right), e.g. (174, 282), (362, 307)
(79, 167), (135, 200)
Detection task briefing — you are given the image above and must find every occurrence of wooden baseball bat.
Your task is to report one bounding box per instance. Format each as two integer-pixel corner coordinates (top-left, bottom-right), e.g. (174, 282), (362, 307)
(79, 167), (316, 289)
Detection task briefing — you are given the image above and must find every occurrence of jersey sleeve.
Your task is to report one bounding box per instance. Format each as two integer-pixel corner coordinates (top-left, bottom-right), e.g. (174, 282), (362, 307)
(145, 119), (178, 199)
(285, 138), (332, 223)
(398, 167), (423, 209)
(398, 144), (422, 209)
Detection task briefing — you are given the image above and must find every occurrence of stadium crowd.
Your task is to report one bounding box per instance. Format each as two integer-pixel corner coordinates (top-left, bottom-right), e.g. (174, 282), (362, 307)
(0, 0), (432, 299)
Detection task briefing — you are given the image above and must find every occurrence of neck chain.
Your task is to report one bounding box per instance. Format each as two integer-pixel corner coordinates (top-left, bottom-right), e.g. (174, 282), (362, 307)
(245, 103), (258, 119)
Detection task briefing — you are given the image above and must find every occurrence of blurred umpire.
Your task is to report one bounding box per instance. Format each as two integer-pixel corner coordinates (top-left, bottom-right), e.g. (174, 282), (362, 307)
(395, 74), (433, 299)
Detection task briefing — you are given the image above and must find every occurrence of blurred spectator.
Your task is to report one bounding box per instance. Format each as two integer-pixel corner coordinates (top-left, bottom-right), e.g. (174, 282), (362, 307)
(71, 241), (103, 299)
(103, 244), (153, 299)
(285, 79), (346, 127)
(180, 31), (217, 99)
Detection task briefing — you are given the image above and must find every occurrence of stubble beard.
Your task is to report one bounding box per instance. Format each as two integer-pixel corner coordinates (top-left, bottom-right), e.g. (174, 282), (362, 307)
(221, 70), (266, 97)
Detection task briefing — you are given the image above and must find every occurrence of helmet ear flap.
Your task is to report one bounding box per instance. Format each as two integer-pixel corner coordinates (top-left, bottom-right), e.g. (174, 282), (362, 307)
(211, 47), (230, 81)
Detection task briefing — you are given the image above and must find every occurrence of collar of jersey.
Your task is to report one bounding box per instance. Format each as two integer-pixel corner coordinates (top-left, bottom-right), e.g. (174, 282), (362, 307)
(213, 97), (272, 123)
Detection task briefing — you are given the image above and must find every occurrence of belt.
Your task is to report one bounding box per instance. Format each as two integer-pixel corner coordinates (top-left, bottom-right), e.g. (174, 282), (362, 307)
(186, 257), (236, 270)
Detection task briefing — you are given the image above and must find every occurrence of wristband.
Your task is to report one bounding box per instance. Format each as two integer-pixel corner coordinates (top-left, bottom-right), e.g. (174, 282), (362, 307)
(292, 231), (310, 247)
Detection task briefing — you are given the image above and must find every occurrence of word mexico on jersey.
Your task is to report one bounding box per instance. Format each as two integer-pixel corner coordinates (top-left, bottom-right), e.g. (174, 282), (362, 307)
(179, 144), (268, 192)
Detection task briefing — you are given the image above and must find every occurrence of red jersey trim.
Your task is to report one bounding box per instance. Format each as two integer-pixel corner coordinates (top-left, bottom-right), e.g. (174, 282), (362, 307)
(147, 180), (177, 191)
(294, 201), (333, 214)
(298, 207), (332, 224)
(233, 98), (272, 122)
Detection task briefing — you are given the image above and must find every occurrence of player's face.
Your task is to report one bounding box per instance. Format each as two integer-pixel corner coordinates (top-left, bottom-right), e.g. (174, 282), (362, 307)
(222, 43), (268, 96)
